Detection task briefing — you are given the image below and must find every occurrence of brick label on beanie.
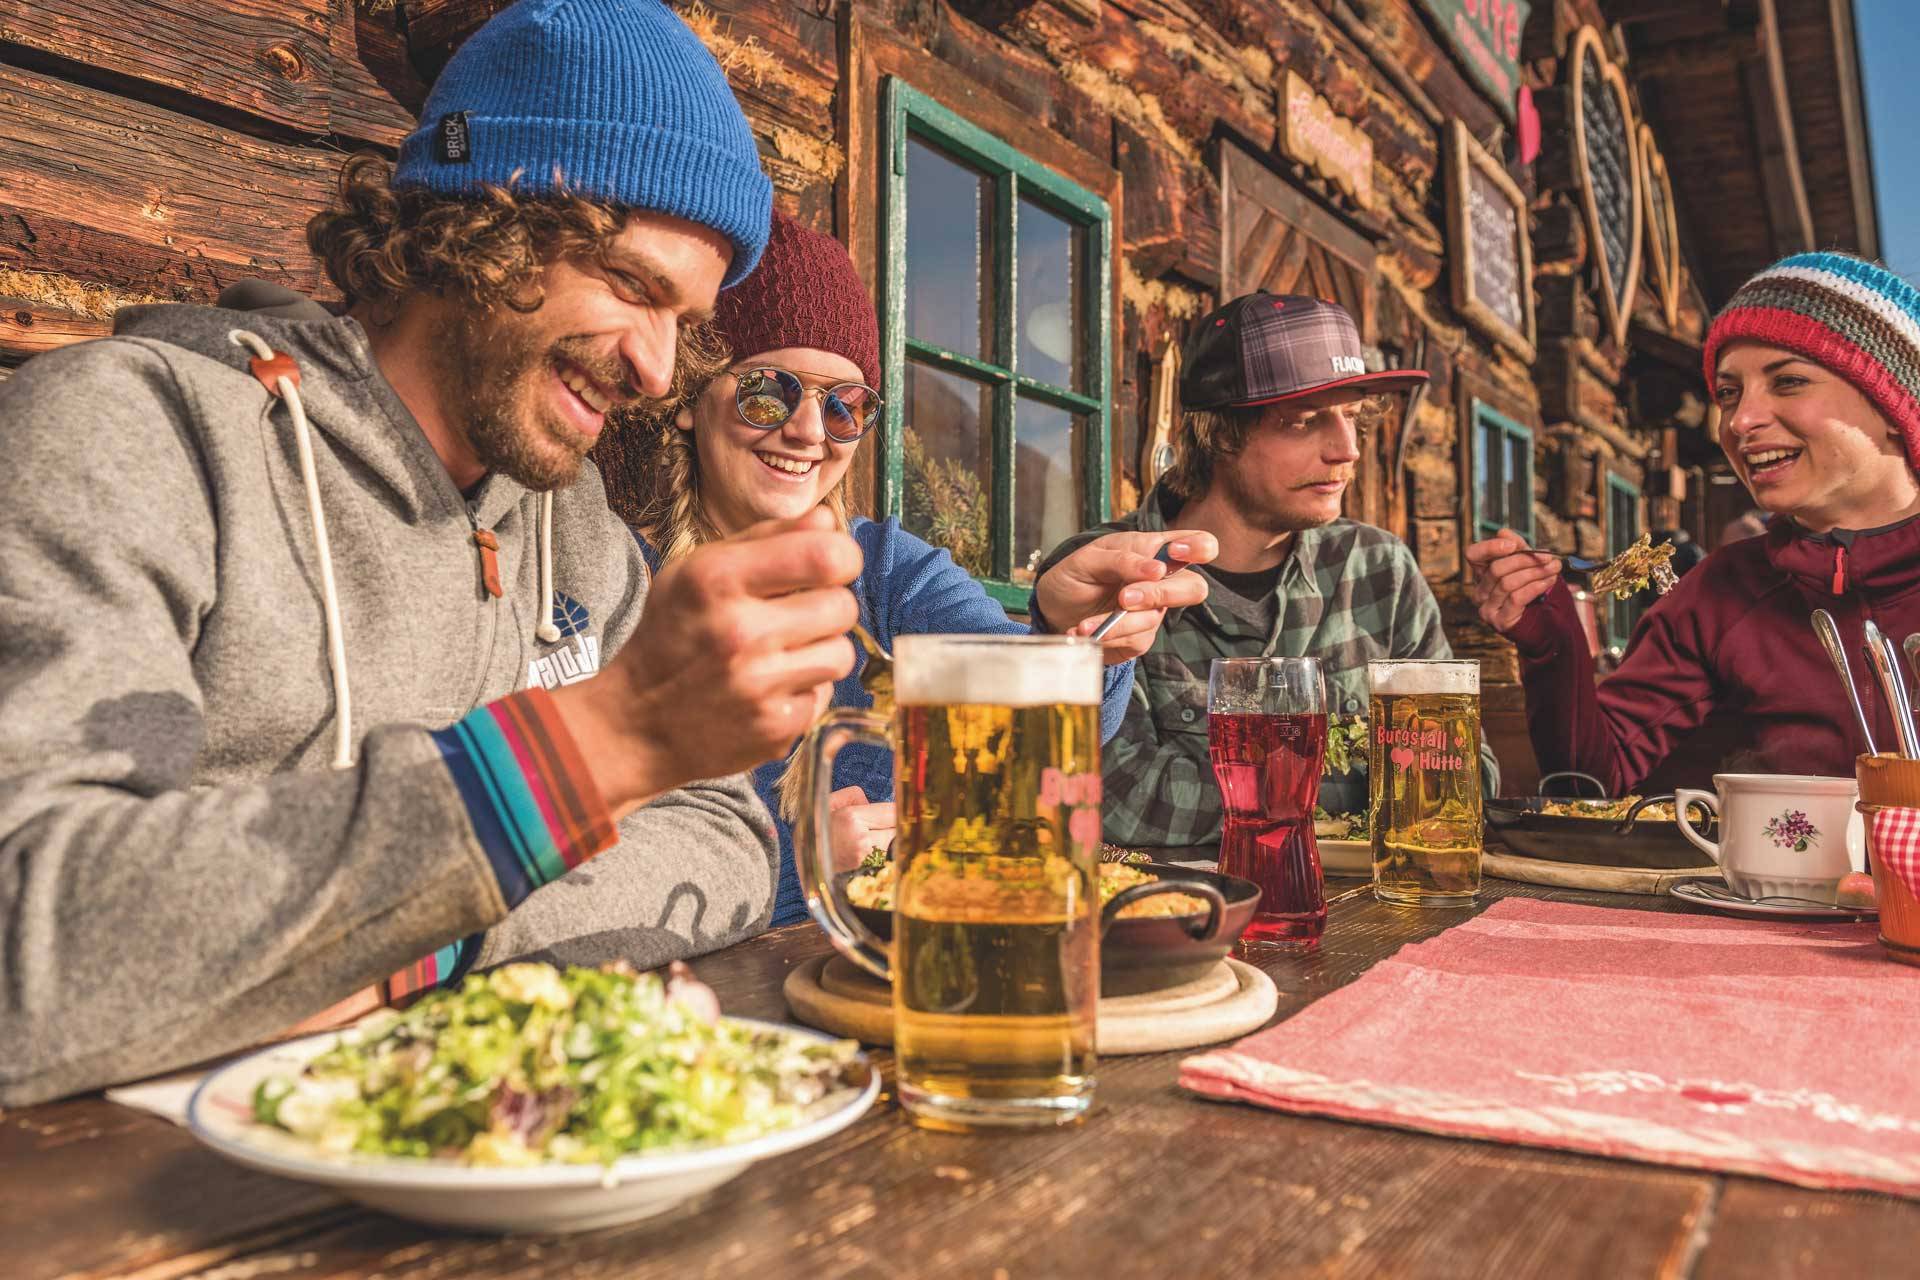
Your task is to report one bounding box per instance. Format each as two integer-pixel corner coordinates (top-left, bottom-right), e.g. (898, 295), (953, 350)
(436, 112), (473, 164)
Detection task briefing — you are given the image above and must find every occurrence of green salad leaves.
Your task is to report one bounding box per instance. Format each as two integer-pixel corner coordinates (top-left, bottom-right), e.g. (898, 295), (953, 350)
(253, 962), (862, 1166)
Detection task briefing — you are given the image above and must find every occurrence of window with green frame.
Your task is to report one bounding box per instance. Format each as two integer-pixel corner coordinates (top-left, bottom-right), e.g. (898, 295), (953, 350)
(1471, 400), (1534, 541)
(1606, 473), (1644, 647)
(878, 79), (1113, 608)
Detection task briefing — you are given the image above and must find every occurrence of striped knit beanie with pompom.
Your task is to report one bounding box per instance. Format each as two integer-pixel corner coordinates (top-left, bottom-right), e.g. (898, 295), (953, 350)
(1703, 251), (1920, 472)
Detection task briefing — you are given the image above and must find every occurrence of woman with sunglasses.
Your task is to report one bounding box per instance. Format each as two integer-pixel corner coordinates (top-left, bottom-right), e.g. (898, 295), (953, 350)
(607, 212), (1214, 928)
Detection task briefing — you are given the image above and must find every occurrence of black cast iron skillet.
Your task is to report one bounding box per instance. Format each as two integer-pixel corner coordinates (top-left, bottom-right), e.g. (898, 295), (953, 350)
(831, 862), (1260, 997)
(1486, 771), (1717, 870)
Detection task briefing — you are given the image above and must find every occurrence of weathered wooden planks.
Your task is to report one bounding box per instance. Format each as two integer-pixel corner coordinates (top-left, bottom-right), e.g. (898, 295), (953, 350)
(0, 0), (337, 133)
(0, 65), (335, 300)
(0, 297), (110, 365)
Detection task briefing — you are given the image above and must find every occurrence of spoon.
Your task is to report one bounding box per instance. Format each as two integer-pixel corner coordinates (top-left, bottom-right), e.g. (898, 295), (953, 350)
(851, 622), (893, 713)
(1088, 544), (1189, 643)
(1863, 619), (1920, 758)
(1812, 609), (1878, 757)
(1905, 633), (1920, 691)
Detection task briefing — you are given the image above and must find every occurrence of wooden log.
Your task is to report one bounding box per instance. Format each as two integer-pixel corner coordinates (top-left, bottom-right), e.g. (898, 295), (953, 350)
(0, 66), (334, 299)
(0, 0), (336, 134)
(0, 298), (111, 366)
(329, 0), (427, 150)
(403, 0), (511, 85)
(1115, 120), (1195, 281)
(1534, 201), (1587, 266)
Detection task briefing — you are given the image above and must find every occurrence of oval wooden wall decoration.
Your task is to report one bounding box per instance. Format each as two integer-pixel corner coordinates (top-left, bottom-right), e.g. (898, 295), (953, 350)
(1569, 25), (1642, 348)
(1638, 123), (1681, 331)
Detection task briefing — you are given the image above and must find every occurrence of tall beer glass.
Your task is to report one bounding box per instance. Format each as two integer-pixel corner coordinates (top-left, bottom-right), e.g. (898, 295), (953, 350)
(798, 635), (1104, 1131)
(1367, 659), (1482, 906)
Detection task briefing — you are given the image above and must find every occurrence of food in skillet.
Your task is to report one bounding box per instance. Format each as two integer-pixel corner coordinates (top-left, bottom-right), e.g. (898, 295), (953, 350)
(251, 962), (863, 1166)
(1537, 796), (1678, 822)
(1588, 533), (1680, 600)
(847, 858), (1209, 919)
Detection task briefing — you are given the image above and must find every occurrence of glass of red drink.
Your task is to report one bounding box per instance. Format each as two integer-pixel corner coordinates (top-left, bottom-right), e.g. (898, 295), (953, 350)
(1207, 657), (1328, 945)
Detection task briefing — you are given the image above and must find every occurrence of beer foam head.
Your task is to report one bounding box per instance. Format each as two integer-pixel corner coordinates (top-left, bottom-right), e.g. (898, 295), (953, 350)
(893, 635), (1102, 706)
(1368, 659), (1479, 696)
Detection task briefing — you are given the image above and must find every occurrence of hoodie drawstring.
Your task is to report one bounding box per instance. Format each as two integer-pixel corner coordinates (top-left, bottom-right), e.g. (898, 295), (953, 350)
(536, 491), (561, 643)
(230, 329), (354, 770)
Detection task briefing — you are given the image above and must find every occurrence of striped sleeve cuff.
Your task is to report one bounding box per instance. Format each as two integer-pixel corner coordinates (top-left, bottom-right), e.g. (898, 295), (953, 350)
(431, 686), (618, 908)
(385, 933), (480, 1005)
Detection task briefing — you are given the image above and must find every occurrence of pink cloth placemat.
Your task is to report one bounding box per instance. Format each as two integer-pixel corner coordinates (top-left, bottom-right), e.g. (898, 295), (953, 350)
(1180, 898), (1920, 1197)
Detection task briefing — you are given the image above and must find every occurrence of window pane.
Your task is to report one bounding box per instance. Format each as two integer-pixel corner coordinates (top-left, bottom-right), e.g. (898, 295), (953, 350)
(1017, 198), (1084, 391)
(903, 361), (994, 578)
(1013, 397), (1085, 586)
(1476, 418), (1500, 530)
(906, 138), (995, 361)
(1505, 433), (1530, 536)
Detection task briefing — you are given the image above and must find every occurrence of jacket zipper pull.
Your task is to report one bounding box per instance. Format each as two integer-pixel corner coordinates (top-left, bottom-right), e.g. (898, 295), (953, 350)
(1832, 544), (1849, 596)
(473, 528), (503, 599)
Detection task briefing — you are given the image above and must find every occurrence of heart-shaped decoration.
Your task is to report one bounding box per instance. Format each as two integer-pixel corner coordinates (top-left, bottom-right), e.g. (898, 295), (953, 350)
(1638, 122), (1682, 330)
(1569, 25), (1642, 348)
(1390, 746), (1417, 770)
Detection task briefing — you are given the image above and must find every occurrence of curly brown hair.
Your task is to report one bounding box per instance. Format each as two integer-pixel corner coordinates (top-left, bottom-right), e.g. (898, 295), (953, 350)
(308, 153), (637, 313)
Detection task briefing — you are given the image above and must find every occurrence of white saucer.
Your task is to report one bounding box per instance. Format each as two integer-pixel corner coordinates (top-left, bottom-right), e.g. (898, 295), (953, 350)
(1669, 879), (1877, 920)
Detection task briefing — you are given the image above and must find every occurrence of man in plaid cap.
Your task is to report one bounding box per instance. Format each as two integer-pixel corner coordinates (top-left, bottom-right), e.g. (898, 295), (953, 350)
(1038, 292), (1493, 849)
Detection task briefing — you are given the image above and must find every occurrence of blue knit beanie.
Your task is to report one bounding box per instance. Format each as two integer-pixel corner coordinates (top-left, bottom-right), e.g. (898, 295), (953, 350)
(394, 0), (772, 286)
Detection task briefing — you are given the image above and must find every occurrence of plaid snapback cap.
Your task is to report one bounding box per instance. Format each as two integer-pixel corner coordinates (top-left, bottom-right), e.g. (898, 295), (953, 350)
(1179, 292), (1429, 410)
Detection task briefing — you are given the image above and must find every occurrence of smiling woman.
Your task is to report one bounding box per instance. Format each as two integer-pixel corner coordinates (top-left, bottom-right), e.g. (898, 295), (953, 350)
(596, 211), (1217, 927)
(1465, 251), (1920, 796)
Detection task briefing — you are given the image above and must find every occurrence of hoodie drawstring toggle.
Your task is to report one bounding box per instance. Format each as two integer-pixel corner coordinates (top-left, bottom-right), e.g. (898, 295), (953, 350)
(473, 529), (504, 599)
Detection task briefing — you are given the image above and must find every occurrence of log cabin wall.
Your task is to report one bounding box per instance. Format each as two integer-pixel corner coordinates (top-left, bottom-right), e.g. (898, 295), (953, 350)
(0, 0), (1876, 797)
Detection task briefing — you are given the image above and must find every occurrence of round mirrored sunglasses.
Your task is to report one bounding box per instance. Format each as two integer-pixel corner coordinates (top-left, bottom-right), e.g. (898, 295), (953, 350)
(734, 367), (882, 444)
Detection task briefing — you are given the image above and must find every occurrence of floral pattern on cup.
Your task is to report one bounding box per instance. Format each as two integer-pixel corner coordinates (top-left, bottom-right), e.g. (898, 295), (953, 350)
(1762, 810), (1821, 853)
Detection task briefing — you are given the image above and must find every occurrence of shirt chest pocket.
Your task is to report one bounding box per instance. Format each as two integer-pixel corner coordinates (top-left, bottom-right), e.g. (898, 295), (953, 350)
(1141, 652), (1210, 738)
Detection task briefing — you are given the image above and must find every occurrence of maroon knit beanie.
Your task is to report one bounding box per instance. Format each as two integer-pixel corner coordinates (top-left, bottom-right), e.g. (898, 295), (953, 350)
(710, 211), (880, 388)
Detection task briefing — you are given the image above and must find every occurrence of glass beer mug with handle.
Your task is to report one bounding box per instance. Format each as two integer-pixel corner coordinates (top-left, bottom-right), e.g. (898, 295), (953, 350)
(1367, 659), (1483, 906)
(796, 634), (1107, 1132)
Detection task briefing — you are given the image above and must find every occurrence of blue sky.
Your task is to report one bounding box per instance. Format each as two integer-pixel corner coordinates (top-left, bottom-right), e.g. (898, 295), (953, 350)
(1858, 0), (1920, 282)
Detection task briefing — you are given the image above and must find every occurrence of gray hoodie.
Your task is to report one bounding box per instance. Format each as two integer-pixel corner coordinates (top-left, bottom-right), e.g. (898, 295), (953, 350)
(0, 299), (777, 1105)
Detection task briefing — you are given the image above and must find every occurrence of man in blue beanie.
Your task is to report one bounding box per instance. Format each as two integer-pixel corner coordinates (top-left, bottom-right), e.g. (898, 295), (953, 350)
(0, 0), (857, 1104)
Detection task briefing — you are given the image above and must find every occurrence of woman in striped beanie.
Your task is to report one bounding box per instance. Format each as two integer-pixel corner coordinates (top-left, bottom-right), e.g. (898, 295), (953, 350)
(1466, 251), (1920, 798)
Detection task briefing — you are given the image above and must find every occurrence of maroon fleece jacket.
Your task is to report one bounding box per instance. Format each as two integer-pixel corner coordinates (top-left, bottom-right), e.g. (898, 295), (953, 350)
(1506, 515), (1920, 794)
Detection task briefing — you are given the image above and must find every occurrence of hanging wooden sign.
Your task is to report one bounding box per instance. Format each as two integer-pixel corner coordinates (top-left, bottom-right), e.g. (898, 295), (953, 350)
(1412, 0), (1533, 122)
(1280, 70), (1374, 211)
(1568, 25), (1642, 347)
(1638, 122), (1682, 331)
(1445, 120), (1535, 362)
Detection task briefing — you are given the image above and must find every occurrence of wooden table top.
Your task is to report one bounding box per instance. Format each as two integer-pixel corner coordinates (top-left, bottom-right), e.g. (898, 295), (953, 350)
(8, 874), (1915, 1280)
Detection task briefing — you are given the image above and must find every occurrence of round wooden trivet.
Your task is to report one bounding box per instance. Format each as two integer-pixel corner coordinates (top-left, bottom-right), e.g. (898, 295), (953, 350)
(1483, 850), (1721, 897)
(814, 954), (1240, 1011)
(783, 954), (1278, 1055)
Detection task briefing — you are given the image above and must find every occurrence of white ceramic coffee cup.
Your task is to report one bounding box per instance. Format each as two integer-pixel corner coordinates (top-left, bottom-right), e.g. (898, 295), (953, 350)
(1675, 774), (1865, 902)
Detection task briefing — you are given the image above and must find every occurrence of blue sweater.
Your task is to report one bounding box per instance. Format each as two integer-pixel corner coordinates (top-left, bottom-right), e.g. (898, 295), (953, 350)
(637, 517), (1133, 926)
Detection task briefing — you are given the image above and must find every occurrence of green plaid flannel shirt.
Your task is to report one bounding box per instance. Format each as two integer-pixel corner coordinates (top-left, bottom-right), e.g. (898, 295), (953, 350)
(1037, 483), (1497, 848)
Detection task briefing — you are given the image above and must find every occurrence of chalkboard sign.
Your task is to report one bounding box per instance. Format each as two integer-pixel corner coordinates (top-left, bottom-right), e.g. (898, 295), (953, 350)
(1446, 120), (1535, 361)
(1569, 25), (1641, 347)
(1639, 123), (1681, 329)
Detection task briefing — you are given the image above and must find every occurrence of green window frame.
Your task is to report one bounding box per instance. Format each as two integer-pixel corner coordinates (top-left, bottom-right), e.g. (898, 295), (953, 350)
(878, 78), (1113, 609)
(1606, 473), (1644, 647)
(1471, 400), (1534, 542)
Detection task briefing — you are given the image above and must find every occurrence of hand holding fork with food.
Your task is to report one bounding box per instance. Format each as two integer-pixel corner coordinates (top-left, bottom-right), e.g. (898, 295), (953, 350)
(1466, 528), (1680, 632)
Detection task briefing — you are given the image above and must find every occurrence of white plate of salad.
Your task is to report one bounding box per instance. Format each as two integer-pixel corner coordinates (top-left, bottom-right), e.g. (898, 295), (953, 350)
(186, 962), (877, 1234)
